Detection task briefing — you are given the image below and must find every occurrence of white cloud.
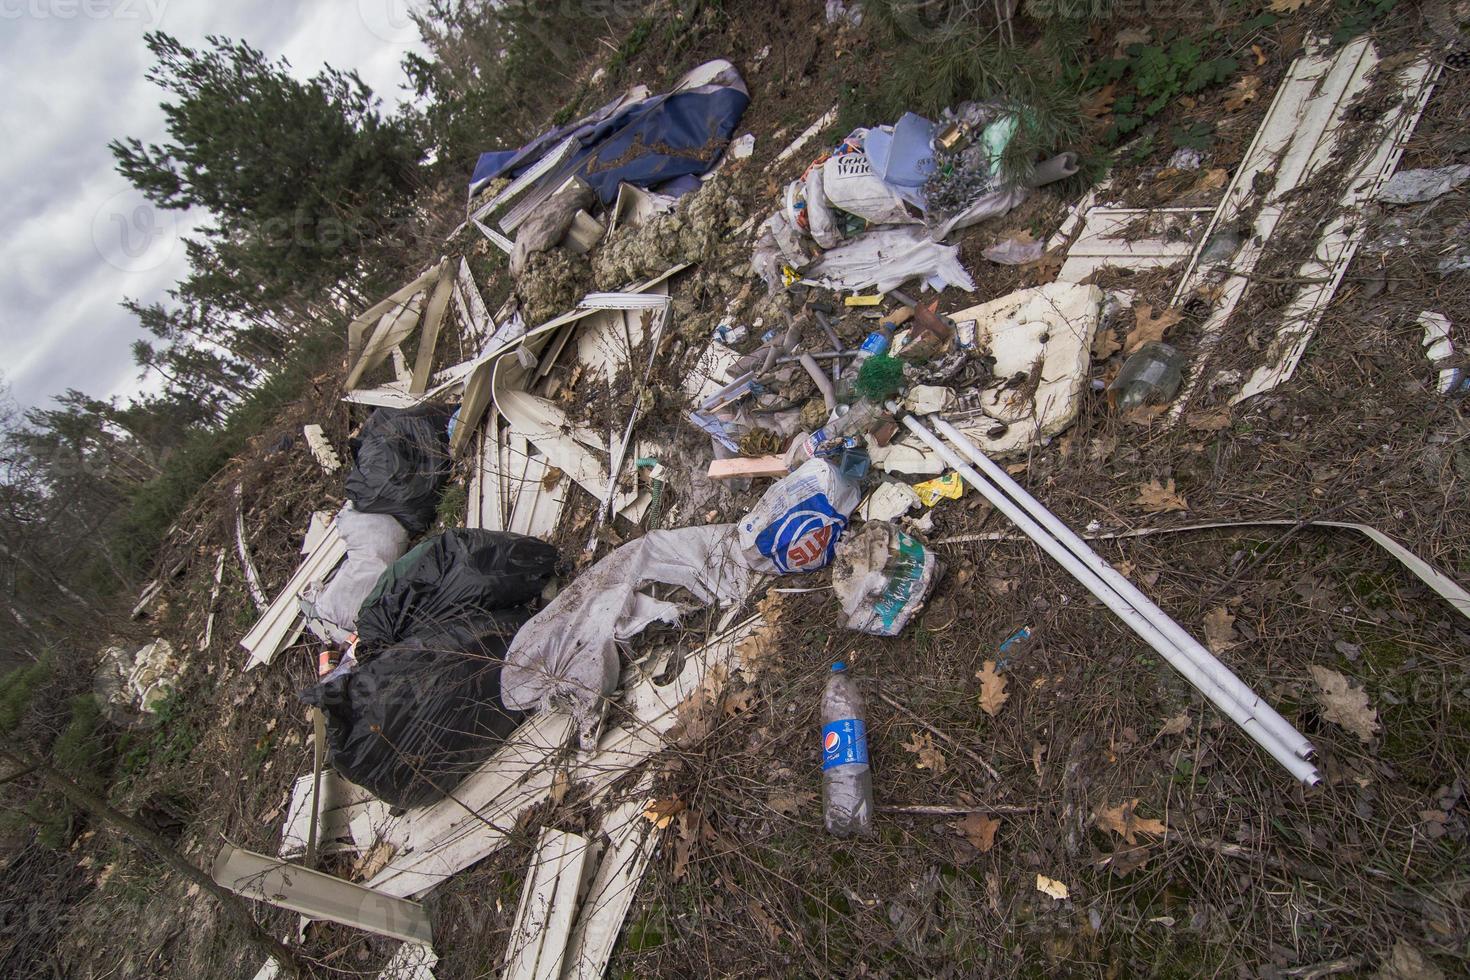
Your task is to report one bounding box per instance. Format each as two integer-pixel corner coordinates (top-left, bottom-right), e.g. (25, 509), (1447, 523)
(0, 0), (428, 412)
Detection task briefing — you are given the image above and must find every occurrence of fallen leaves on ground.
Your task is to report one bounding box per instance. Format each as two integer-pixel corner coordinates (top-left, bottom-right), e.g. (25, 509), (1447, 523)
(1135, 478), (1189, 513)
(950, 812), (1000, 853)
(1123, 404), (1167, 426)
(1203, 606), (1239, 654)
(1268, 0), (1314, 11)
(723, 686), (755, 718)
(1375, 940), (1446, 980)
(541, 466), (564, 490)
(1186, 409), (1233, 431)
(1191, 168), (1229, 194)
(747, 901), (784, 942)
(1036, 874), (1070, 900)
(1092, 324), (1122, 359)
(1310, 665), (1380, 742)
(1081, 83), (1116, 120)
(766, 788), (815, 817)
(735, 594), (786, 680)
(1093, 798), (1169, 845)
(903, 731), (947, 773)
(1125, 304), (1182, 353)
(644, 797), (686, 829)
(977, 660), (1009, 717)
(1156, 712), (1192, 738)
(1224, 75), (1262, 111)
(1097, 844), (1151, 876)
(672, 808), (716, 881)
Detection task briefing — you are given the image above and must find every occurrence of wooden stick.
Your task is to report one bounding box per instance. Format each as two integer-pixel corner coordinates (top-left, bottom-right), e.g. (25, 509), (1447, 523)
(880, 803), (1037, 816)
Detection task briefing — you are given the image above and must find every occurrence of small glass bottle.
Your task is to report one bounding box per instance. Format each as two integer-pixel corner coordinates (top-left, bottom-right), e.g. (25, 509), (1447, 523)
(1110, 342), (1185, 411)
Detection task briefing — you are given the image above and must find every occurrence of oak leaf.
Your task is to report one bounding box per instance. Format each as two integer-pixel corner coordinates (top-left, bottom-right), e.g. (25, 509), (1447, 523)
(1036, 874), (1070, 900)
(1223, 75), (1262, 111)
(950, 812), (1000, 853)
(1156, 712), (1192, 738)
(1093, 798), (1169, 845)
(1135, 478), (1188, 513)
(1203, 606), (1239, 654)
(1310, 666), (1380, 742)
(902, 731), (947, 773)
(1125, 304), (1182, 352)
(976, 660), (1009, 717)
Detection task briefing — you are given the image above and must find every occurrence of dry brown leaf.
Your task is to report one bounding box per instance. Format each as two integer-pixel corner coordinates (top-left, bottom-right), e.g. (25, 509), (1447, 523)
(644, 797), (686, 829)
(1186, 409), (1232, 431)
(1191, 168), (1229, 194)
(950, 812), (1000, 853)
(1081, 83), (1116, 120)
(1091, 323), (1122, 359)
(1223, 75), (1262, 111)
(1203, 606), (1239, 654)
(549, 768), (572, 807)
(541, 466), (564, 491)
(902, 731), (947, 773)
(1135, 478), (1188, 513)
(1036, 874), (1070, 900)
(1122, 404), (1167, 427)
(1310, 666), (1380, 743)
(766, 789), (816, 816)
(1157, 712), (1192, 738)
(1251, 43), (1267, 66)
(723, 686), (756, 718)
(1376, 940), (1446, 980)
(1125, 304), (1182, 353)
(748, 901), (784, 942)
(977, 660), (1009, 717)
(1093, 798), (1169, 845)
(1099, 844), (1151, 876)
(1268, 0), (1312, 11)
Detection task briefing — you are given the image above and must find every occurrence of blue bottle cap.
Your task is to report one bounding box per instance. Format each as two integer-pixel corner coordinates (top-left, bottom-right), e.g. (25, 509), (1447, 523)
(832, 661), (846, 672)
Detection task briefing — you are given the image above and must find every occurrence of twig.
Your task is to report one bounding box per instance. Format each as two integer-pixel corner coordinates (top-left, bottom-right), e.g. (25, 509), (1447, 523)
(876, 690), (1001, 780)
(1282, 958), (1363, 979)
(879, 804), (1037, 816)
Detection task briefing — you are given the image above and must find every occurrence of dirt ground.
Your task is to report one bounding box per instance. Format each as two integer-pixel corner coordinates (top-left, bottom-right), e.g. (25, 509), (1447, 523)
(45, 2), (1470, 978)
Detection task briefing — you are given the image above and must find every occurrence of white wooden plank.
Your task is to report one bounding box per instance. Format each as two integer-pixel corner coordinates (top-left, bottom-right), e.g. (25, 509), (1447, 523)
(1235, 58), (1438, 402)
(1164, 38), (1378, 422)
(504, 829), (592, 980)
(212, 844), (433, 944)
(458, 257), (491, 340)
(559, 778), (659, 980)
(302, 425), (341, 474)
(241, 525), (347, 671)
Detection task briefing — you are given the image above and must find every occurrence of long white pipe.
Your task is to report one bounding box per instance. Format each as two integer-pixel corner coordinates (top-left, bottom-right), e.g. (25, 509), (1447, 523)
(898, 413), (1320, 784)
(932, 416), (1316, 762)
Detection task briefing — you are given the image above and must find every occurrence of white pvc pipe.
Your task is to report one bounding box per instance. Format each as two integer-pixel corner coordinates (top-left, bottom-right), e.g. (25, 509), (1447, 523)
(932, 417), (1316, 762)
(898, 414), (1320, 784)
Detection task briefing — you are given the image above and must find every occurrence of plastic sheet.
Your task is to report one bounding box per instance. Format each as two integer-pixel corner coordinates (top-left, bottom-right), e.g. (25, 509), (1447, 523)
(501, 525), (753, 746)
(345, 405), (455, 535)
(355, 529), (560, 653)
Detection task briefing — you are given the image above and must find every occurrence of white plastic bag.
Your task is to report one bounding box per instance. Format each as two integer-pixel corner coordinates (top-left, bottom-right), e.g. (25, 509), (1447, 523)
(501, 525), (753, 746)
(807, 225), (976, 293)
(831, 521), (941, 636)
(738, 459), (861, 575)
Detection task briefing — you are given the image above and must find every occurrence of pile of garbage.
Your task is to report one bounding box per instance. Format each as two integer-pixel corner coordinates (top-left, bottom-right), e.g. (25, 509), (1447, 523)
(752, 104), (1078, 293)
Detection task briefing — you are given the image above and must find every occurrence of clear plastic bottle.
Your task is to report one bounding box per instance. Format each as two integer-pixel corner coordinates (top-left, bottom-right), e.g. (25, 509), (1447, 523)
(837, 327), (893, 403)
(1110, 341), (1186, 411)
(787, 398), (887, 468)
(821, 662), (874, 837)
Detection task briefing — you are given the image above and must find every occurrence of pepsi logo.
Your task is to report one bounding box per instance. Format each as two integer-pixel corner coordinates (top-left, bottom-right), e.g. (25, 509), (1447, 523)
(824, 731), (841, 753)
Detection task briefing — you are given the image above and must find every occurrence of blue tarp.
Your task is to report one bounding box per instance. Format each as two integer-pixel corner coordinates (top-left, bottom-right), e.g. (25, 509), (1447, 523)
(471, 61), (749, 207)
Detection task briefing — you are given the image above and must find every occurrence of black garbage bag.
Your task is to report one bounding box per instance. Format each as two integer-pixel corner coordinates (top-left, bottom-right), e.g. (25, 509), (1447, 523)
(345, 405), (455, 535)
(355, 529), (560, 653)
(300, 615), (527, 808)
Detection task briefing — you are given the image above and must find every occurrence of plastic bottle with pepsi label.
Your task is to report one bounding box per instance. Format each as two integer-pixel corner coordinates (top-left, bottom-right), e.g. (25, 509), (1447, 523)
(821, 661), (874, 837)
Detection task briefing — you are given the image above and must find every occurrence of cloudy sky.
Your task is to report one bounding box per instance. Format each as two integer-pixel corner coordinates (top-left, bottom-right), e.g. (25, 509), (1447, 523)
(0, 0), (427, 413)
